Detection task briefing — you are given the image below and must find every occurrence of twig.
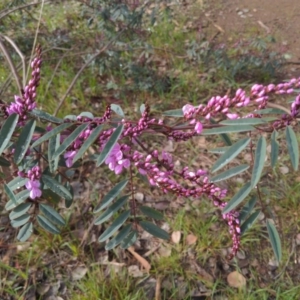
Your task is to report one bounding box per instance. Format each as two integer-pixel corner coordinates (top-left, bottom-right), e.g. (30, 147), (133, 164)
(53, 33), (123, 116)
(0, 1), (51, 21)
(0, 38), (22, 95)
(1, 35), (26, 87)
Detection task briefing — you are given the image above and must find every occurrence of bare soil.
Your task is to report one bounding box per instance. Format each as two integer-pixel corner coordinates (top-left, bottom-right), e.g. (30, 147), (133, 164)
(206, 0), (300, 77)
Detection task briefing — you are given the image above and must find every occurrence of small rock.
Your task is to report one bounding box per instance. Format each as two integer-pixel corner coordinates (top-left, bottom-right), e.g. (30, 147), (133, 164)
(243, 8), (249, 13)
(237, 250), (246, 260)
(227, 271), (246, 288)
(128, 265), (144, 277)
(186, 234), (197, 245)
(71, 266), (88, 281)
(279, 166), (289, 174)
(171, 231), (181, 244)
(134, 192), (144, 202)
(296, 233), (300, 245)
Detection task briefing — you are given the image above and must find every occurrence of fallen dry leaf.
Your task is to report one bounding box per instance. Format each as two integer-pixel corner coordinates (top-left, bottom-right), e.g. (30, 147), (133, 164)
(186, 234), (197, 245)
(71, 266), (88, 281)
(227, 271), (246, 288)
(128, 246), (151, 273)
(171, 231), (181, 244)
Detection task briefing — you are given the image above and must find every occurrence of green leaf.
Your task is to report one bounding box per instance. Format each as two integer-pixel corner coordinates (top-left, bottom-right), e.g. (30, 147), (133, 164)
(286, 126), (299, 171)
(53, 123), (88, 160)
(239, 196), (257, 223)
(222, 181), (252, 214)
(140, 104), (145, 114)
(251, 136), (266, 188)
(105, 224), (132, 250)
(5, 190), (30, 210)
(42, 175), (72, 201)
(30, 109), (63, 123)
(201, 125), (254, 135)
(37, 215), (60, 234)
(121, 230), (138, 249)
(7, 177), (27, 191)
(254, 108), (286, 114)
(4, 184), (17, 206)
(11, 213), (30, 228)
(39, 204), (65, 226)
(9, 203), (31, 220)
(64, 115), (77, 121)
(0, 114), (19, 156)
(209, 147), (229, 154)
(240, 210), (260, 234)
(79, 112), (94, 119)
(162, 109), (184, 117)
(220, 118), (267, 126)
(212, 138), (251, 173)
(266, 219), (282, 262)
(32, 123), (72, 148)
(17, 222), (33, 242)
(64, 182), (73, 208)
(97, 124), (124, 167)
(48, 135), (60, 173)
(73, 125), (103, 163)
(94, 179), (128, 213)
(220, 133), (233, 146)
(139, 221), (169, 240)
(210, 164), (249, 183)
(94, 195), (129, 225)
(98, 210), (131, 242)
(0, 156), (11, 167)
(14, 119), (36, 164)
(271, 131), (279, 168)
(111, 104), (125, 117)
(140, 206), (164, 220)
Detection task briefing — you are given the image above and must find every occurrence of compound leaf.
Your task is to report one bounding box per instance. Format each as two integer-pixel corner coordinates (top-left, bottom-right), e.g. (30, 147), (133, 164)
(53, 123), (88, 160)
(94, 195), (128, 225)
(37, 215), (60, 234)
(251, 136), (266, 188)
(97, 124), (124, 166)
(105, 224), (132, 250)
(9, 203), (31, 220)
(11, 213), (30, 228)
(140, 221), (169, 240)
(140, 206), (164, 220)
(0, 113), (19, 156)
(17, 222), (33, 242)
(223, 181), (252, 214)
(286, 126), (299, 171)
(240, 210), (261, 234)
(42, 175), (72, 201)
(98, 210), (130, 242)
(39, 203), (65, 226)
(32, 123), (72, 148)
(14, 119), (36, 164)
(73, 125), (103, 163)
(210, 164), (249, 183)
(212, 137), (251, 173)
(94, 179), (128, 213)
(266, 219), (282, 262)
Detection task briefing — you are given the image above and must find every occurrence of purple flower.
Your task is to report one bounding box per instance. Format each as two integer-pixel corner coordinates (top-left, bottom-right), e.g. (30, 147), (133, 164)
(25, 179), (42, 199)
(104, 143), (130, 175)
(64, 151), (77, 167)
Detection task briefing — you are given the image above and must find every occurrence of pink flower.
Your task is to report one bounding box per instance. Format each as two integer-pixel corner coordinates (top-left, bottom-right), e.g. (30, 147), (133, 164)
(182, 104), (195, 117)
(226, 113), (238, 120)
(194, 122), (203, 134)
(64, 151), (77, 167)
(25, 179), (42, 199)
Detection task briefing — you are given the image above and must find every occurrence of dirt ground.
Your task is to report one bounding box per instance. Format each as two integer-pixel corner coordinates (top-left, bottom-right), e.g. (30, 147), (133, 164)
(205, 0), (300, 77)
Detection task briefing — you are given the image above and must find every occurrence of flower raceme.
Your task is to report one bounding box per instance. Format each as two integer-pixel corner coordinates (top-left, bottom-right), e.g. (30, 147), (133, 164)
(3, 46), (300, 258)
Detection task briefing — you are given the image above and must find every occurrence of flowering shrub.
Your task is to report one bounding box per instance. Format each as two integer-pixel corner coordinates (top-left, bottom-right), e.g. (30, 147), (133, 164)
(1, 46), (299, 261)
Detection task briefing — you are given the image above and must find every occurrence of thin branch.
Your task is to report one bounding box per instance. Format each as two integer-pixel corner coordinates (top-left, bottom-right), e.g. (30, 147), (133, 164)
(0, 38), (22, 95)
(53, 33), (123, 116)
(0, 1), (51, 21)
(2, 35), (26, 87)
